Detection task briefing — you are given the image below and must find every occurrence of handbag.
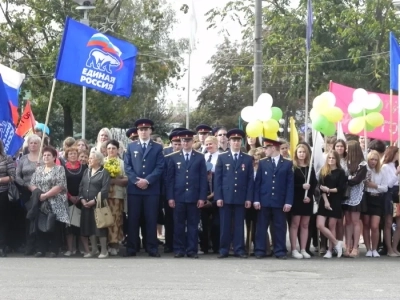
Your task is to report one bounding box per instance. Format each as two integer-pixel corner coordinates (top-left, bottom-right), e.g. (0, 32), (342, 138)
(69, 205), (81, 227)
(8, 181), (20, 202)
(38, 210), (56, 232)
(94, 191), (114, 228)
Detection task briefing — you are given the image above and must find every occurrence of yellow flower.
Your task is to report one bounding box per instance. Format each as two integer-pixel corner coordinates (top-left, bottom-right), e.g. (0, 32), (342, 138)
(104, 157), (121, 178)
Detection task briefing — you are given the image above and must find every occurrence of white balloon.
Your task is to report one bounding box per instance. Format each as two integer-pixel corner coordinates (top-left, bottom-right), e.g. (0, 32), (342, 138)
(364, 93), (381, 110)
(257, 93), (273, 107)
(241, 106), (257, 122)
(320, 91), (336, 107)
(352, 88), (368, 105)
(348, 101), (363, 115)
(254, 103), (272, 121)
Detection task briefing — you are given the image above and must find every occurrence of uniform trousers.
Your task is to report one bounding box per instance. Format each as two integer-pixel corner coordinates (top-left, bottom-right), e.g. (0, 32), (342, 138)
(163, 195), (174, 250)
(173, 202), (199, 255)
(127, 194), (159, 255)
(0, 191), (9, 250)
(255, 207), (287, 257)
(219, 204), (245, 255)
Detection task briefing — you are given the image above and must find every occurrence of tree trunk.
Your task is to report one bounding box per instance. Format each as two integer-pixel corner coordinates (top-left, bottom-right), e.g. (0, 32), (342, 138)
(62, 104), (73, 138)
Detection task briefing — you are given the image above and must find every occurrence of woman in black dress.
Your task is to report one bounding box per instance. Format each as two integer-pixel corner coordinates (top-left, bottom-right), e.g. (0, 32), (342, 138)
(316, 150), (347, 259)
(290, 144), (317, 259)
(63, 146), (87, 257)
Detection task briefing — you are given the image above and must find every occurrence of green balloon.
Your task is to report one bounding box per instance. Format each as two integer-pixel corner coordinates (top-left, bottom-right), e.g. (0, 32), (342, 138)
(349, 110), (363, 118)
(366, 123), (375, 132)
(321, 122), (336, 137)
(312, 114), (329, 133)
(366, 99), (383, 114)
(271, 107), (283, 121)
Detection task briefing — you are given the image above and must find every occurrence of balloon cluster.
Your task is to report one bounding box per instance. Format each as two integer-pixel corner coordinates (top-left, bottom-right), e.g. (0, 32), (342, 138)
(347, 89), (384, 134)
(240, 93), (283, 139)
(310, 92), (344, 136)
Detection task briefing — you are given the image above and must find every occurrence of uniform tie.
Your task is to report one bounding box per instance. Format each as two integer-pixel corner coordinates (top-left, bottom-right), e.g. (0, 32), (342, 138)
(185, 153), (190, 163)
(142, 142), (147, 152)
(234, 153), (238, 167)
(207, 154), (212, 162)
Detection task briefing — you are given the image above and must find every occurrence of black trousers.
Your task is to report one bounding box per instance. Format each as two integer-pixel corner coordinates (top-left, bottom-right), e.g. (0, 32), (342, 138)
(0, 191), (9, 249)
(36, 221), (63, 254)
(20, 187), (36, 252)
(163, 195), (174, 249)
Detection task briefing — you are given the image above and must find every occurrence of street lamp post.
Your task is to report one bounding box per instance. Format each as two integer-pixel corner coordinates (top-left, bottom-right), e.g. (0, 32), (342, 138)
(74, 1), (96, 139)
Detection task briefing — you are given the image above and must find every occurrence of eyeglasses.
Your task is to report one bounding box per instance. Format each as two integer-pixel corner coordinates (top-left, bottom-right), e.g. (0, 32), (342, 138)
(218, 133), (227, 136)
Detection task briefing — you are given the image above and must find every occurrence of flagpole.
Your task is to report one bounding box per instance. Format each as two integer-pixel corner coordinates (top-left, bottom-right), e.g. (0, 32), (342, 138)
(304, 131), (318, 199)
(398, 64), (400, 146)
(38, 79), (57, 161)
(186, 50), (191, 129)
(390, 89), (393, 145)
(305, 53), (310, 143)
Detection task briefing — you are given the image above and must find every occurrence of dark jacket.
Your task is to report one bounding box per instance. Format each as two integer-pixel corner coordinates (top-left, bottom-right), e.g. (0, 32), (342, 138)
(26, 188), (43, 234)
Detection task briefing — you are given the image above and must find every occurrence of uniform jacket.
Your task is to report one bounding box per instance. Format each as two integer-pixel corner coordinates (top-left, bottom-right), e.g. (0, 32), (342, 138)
(254, 155), (294, 207)
(214, 150), (254, 205)
(124, 140), (165, 195)
(166, 150), (208, 203)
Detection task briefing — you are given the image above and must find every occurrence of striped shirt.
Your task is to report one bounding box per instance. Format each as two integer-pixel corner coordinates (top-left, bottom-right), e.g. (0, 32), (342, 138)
(0, 155), (16, 193)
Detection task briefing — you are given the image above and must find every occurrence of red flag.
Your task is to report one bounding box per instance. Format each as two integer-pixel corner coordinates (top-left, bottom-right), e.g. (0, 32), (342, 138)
(9, 101), (19, 126)
(16, 101), (36, 137)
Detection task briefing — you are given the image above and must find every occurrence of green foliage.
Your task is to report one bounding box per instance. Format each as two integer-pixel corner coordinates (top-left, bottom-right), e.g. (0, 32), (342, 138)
(0, 0), (186, 144)
(198, 0), (400, 127)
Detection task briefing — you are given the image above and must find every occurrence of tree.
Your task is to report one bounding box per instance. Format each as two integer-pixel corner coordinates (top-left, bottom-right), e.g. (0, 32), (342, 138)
(199, 0), (400, 127)
(0, 0), (187, 144)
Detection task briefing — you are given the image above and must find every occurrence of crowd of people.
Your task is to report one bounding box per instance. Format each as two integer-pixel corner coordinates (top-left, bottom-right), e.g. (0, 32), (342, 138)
(0, 118), (398, 260)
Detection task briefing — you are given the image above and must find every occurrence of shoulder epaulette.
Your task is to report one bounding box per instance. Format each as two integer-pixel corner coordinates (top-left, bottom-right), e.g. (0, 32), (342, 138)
(260, 157), (269, 161)
(194, 150), (204, 155)
(241, 152), (251, 156)
(219, 151), (229, 155)
(165, 151), (180, 157)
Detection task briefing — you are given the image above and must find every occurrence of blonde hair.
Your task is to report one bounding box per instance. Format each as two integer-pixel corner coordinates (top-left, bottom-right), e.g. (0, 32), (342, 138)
(367, 150), (382, 173)
(63, 137), (76, 150)
(96, 128), (112, 150)
(320, 150), (341, 179)
(293, 144), (311, 169)
(205, 136), (218, 145)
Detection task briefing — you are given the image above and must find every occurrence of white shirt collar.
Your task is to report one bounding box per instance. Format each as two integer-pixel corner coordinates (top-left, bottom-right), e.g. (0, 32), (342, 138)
(139, 139), (150, 144)
(182, 150), (192, 156)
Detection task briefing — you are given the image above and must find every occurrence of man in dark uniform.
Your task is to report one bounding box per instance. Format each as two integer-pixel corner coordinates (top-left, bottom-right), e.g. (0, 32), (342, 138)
(253, 138), (294, 259)
(195, 124), (212, 153)
(124, 119), (165, 257)
(166, 130), (208, 258)
(164, 128), (186, 155)
(214, 129), (254, 258)
(126, 127), (139, 141)
(162, 130), (183, 253)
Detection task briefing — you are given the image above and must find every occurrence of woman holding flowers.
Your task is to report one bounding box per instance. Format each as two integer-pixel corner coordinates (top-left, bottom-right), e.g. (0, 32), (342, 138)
(104, 140), (127, 256)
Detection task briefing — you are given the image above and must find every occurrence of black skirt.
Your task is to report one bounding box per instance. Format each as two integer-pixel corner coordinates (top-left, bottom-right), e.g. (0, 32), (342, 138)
(80, 206), (108, 237)
(362, 193), (383, 216)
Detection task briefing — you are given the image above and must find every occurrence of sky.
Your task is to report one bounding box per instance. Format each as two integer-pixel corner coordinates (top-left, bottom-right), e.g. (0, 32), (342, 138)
(167, 0), (300, 109)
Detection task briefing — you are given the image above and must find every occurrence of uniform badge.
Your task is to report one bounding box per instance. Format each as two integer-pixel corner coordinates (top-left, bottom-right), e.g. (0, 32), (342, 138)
(225, 164), (230, 170)
(177, 162), (181, 169)
(265, 171), (267, 175)
(134, 151), (138, 158)
(241, 164), (245, 171)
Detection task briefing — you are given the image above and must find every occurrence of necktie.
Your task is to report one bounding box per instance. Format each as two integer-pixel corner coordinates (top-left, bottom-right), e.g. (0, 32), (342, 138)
(234, 153), (238, 167)
(207, 154), (212, 162)
(142, 142), (147, 152)
(185, 153), (189, 163)
(273, 159), (277, 168)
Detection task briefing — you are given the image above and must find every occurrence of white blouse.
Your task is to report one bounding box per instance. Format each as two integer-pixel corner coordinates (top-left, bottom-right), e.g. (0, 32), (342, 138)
(204, 151), (219, 173)
(365, 167), (388, 193)
(381, 162), (399, 188)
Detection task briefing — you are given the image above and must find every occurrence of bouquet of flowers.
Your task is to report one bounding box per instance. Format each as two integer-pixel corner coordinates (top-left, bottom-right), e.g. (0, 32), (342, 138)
(104, 157), (121, 178)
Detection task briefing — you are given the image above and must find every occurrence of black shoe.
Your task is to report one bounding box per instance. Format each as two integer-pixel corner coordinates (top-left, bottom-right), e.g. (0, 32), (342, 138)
(276, 255), (287, 260)
(0, 249), (7, 257)
(49, 252), (57, 258)
(234, 254), (248, 258)
(174, 253), (184, 258)
(164, 247), (173, 253)
(158, 239), (164, 245)
(378, 248), (387, 256)
(306, 250), (315, 257)
(217, 254), (228, 258)
(187, 253), (199, 259)
(123, 252), (137, 257)
(34, 252), (45, 257)
(255, 254), (266, 259)
(149, 252), (161, 257)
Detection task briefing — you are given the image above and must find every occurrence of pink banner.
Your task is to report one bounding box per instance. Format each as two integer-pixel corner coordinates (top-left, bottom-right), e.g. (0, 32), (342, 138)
(329, 81), (398, 142)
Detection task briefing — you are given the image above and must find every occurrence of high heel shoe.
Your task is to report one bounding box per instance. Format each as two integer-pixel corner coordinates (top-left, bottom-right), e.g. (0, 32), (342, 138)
(349, 248), (359, 258)
(343, 246), (350, 257)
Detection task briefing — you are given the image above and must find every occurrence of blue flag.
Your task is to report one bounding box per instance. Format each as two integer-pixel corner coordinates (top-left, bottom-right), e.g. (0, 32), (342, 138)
(55, 17), (138, 98)
(306, 0), (313, 54)
(390, 32), (400, 91)
(0, 75), (24, 156)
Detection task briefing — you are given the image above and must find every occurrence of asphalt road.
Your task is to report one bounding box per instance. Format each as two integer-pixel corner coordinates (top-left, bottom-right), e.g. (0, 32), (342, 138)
(0, 250), (398, 300)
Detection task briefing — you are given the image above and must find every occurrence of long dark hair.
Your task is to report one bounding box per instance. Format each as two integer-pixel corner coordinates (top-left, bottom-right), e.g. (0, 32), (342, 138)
(246, 136), (261, 152)
(346, 140), (364, 174)
(333, 139), (347, 158)
(382, 146), (399, 165)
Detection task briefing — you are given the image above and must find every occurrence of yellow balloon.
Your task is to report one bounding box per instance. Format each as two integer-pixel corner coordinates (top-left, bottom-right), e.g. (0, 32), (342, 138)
(263, 119), (279, 133)
(348, 117), (365, 134)
(313, 96), (330, 111)
(246, 120), (263, 138)
(365, 112), (384, 127)
(325, 107), (344, 123)
(264, 131), (278, 140)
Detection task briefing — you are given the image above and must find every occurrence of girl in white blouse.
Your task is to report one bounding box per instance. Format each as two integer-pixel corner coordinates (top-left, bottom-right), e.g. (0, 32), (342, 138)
(362, 151), (388, 257)
(381, 146), (400, 256)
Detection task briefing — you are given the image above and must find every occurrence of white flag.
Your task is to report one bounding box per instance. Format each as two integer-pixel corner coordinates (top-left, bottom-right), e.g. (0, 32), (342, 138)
(336, 122), (346, 141)
(189, 0), (197, 51)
